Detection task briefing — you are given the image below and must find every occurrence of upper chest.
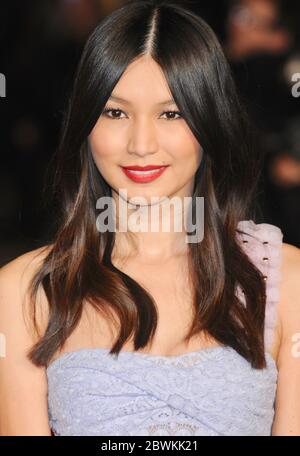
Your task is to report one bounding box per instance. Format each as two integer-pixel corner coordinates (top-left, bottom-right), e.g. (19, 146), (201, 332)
(48, 255), (281, 365)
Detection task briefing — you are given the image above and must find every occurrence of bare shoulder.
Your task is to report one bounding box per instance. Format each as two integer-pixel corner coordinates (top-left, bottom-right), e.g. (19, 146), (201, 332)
(0, 244), (52, 278)
(279, 242), (300, 313)
(277, 242), (300, 334)
(271, 242), (300, 435)
(281, 241), (300, 268)
(0, 244), (52, 293)
(0, 245), (53, 434)
(0, 245), (53, 340)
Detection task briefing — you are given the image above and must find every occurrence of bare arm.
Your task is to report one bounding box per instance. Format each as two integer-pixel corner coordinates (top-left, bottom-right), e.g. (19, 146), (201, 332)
(271, 242), (300, 435)
(0, 248), (52, 435)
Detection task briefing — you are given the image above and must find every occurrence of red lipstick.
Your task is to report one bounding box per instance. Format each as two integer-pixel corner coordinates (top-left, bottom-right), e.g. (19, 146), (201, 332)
(121, 165), (169, 183)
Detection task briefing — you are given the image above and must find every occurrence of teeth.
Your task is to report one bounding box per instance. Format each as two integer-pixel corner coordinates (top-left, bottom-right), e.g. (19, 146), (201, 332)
(127, 169), (163, 175)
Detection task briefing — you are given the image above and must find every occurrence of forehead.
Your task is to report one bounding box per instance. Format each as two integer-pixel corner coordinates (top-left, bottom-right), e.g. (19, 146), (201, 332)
(110, 55), (174, 105)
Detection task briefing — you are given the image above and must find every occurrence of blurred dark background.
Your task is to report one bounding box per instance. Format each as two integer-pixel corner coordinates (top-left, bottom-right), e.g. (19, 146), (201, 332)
(1, 0), (300, 266)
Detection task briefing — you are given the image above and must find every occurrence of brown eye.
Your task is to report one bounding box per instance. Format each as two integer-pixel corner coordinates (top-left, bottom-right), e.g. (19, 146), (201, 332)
(102, 108), (125, 119)
(101, 108), (182, 120)
(161, 111), (182, 120)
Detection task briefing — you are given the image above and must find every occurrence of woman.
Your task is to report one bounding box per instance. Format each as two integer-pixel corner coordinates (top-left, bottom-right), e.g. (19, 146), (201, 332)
(0, 0), (299, 436)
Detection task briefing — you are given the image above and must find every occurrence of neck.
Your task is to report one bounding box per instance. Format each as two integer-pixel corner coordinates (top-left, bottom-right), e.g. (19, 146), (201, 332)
(111, 192), (191, 263)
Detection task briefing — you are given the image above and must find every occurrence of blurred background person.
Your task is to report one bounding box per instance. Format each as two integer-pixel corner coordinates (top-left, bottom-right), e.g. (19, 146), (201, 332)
(223, 0), (300, 246)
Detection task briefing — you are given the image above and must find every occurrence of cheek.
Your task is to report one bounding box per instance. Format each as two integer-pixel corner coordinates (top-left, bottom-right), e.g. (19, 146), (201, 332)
(167, 131), (202, 167)
(89, 124), (123, 160)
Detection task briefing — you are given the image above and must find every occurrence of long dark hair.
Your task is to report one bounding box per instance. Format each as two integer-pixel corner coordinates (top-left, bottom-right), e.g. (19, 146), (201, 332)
(26, 0), (267, 369)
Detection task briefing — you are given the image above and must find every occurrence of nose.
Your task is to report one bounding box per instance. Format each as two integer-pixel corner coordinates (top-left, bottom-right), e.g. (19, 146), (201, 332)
(127, 117), (158, 157)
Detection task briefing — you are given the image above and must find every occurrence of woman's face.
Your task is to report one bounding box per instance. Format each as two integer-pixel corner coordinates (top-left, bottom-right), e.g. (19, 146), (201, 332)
(89, 55), (202, 205)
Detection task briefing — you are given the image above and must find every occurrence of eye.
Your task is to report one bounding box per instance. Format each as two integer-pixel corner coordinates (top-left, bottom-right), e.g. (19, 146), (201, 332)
(160, 110), (182, 120)
(101, 107), (183, 120)
(101, 108), (126, 120)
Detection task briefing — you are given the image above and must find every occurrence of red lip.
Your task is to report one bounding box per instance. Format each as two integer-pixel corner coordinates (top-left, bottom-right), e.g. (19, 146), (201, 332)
(122, 165), (168, 171)
(121, 165), (169, 183)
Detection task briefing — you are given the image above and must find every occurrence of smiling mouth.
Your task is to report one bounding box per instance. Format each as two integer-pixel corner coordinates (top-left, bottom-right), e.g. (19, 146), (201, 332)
(121, 165), (169, 183)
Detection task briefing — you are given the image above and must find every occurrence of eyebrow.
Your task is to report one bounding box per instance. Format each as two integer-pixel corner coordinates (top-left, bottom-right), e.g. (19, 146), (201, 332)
(108, 94), (176, 106)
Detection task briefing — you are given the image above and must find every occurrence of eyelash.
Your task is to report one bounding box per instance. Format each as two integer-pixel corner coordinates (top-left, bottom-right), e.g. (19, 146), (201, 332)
(101, 107), (182, 120)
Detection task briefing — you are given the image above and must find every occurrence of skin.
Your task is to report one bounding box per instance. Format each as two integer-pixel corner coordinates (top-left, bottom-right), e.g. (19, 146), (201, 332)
(89, 54), (203, 263)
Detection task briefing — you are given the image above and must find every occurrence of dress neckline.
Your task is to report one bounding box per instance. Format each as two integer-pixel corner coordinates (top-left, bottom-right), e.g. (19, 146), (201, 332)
(46, 345), (277, 373)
